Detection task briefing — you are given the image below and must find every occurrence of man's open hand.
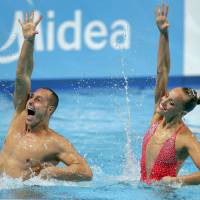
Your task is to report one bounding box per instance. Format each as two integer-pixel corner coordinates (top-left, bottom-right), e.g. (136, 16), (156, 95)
(19, 11), (42, 41)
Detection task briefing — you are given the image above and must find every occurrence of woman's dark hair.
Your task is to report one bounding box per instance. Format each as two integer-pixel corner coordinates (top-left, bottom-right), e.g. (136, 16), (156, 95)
(182, 88), (200, 112)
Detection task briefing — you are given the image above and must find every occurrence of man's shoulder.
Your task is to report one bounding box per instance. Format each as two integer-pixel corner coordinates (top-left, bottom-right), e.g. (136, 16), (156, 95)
(47, 129), (73, 150)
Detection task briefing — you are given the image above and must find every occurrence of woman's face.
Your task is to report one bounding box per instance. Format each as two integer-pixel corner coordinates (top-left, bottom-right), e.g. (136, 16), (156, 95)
(156, 87), (189, 118)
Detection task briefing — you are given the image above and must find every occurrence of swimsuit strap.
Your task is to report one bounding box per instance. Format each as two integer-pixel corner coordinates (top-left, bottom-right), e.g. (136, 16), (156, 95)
(151, 120), (162, 135)
(172, 123), (185, 140)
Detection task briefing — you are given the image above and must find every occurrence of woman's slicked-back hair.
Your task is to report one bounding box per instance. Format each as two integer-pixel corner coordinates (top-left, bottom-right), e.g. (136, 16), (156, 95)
(182, 88), (200, 112)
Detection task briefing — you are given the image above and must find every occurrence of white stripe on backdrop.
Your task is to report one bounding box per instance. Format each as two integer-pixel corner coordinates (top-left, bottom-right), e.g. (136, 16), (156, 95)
(184, 0), (200, 75)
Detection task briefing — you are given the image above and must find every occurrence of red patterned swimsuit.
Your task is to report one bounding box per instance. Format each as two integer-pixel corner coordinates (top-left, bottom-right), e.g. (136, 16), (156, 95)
(140, 120), (184, 184)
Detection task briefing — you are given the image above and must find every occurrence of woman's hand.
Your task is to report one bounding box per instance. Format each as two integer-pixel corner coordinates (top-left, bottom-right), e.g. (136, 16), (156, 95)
(156, 4), (169, 33)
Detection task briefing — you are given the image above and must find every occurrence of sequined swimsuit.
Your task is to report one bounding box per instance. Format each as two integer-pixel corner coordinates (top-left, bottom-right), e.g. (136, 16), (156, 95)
(140, 120), (184, 184)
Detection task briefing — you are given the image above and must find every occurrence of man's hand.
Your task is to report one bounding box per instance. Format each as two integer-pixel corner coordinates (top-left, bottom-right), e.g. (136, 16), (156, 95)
(19, 11), (42, 41)
(156, 4), (169, 33)
(39, 166), (57, 180)
(22, 162), (54, 181)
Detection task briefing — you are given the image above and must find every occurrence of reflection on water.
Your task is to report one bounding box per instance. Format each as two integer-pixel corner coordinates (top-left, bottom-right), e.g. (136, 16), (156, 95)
(3, 187), (46, 199)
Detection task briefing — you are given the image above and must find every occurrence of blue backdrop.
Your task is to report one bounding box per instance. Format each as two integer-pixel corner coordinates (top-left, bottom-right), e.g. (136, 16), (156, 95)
(0, 0), (184, 80)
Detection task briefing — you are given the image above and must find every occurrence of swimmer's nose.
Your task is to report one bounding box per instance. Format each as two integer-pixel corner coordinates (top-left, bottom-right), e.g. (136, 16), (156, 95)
(28, 98), (33, 105)
(160, 96), (166, 103)
(161, 93), (169, 102)
(160, 97), (168, 107)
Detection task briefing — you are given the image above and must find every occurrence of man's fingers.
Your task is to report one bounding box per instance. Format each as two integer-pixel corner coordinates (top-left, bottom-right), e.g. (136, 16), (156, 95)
(35, 15), (42, 27)
(30, 11), (34, 22)
(165, 4), (169, 17)
(18, 19), (23, 27)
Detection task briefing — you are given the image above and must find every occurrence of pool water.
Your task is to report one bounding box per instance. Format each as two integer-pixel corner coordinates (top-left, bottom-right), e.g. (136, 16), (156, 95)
(0, 87), (200, 200)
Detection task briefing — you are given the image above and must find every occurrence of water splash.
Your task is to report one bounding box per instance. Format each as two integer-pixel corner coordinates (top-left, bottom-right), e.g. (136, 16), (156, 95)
(113, 26), (140, 181)
(0, 165), (111, 190)
(0, 172), (91, 190)
(120, 58), (140, 181)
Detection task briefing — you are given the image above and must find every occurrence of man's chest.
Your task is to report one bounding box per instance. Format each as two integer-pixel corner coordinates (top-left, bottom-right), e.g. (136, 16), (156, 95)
(3, 132), (58, 164)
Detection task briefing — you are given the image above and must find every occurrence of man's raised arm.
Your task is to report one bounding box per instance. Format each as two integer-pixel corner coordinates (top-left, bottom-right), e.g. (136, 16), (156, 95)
(14, 12), (41, 113)
(154, 4), (170, 109)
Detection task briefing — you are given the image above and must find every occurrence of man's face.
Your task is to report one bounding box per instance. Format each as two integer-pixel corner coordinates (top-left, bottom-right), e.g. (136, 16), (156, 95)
(25, 89), (52, 127)
(156, 88), (189, 118)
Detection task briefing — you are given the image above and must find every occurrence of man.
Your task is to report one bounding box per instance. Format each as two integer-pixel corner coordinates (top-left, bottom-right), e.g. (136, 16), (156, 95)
(0, 12), (92, 181)
(140, 4), (200, 185)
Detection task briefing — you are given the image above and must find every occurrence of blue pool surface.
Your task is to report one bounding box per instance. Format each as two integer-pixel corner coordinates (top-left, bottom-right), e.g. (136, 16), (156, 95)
(0, 86), (200, 200)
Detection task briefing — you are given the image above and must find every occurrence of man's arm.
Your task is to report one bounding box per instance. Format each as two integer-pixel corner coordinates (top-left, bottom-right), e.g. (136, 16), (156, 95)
(162, 133), (200, 185)
(39, 137), (93, 181)
(14, 12), (41, 113)
(154, 4), (170, 111)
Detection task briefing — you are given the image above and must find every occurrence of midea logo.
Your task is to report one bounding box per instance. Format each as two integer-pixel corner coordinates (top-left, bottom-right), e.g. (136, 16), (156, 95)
(0, 10), (131, 64)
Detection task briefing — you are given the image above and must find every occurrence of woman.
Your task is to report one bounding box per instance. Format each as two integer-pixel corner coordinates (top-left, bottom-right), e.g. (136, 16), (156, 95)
(140, 4), (200, 185)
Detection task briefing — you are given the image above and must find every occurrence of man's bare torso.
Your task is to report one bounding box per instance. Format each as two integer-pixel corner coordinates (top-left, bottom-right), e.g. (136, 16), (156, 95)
(0, 111), (61, 180)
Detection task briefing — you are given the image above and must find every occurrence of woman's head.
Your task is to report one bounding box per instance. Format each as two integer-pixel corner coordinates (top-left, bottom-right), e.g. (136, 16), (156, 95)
(157, 87), (200, 119)
(182, 88), (200, 112)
